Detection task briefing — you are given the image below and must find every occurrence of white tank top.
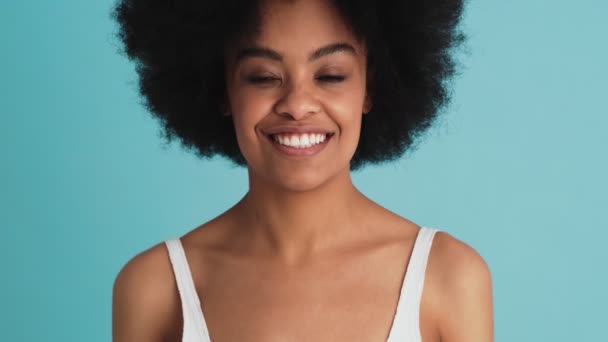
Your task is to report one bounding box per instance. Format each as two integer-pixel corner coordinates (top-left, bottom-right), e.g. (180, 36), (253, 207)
(165, 226), (439, 342)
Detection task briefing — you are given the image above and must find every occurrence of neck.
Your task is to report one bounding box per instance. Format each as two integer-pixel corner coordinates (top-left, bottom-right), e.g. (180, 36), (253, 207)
(232, 167), (366, 264)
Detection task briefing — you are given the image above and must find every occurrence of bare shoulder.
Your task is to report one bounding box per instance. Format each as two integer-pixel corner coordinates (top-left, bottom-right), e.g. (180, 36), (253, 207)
(430, 231), (492, 286)
(425, 231), (494, 342)
(112, 241), (180, 342)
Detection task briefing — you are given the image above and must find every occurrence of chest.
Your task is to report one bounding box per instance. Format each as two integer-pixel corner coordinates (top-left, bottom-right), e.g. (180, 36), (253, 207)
(175, 246), (436, 341)
(199, 270), (400, 341)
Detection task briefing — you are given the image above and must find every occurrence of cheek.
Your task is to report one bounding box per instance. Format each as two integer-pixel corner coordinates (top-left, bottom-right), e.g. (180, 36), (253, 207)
(322, 90), (365, 128)
(228, 91), (277, 163)
(230, 112), (260, 166)
(230, 91), (272, 134)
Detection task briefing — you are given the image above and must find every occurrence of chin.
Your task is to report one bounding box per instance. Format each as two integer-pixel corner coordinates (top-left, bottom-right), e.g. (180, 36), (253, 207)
(270, 168), (331, 193)
(248, 162), (338, 193)
(279, 178), (327, 193)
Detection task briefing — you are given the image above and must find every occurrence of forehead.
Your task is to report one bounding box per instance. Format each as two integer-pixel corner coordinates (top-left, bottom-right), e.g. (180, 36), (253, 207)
(239, 0), (363, 56)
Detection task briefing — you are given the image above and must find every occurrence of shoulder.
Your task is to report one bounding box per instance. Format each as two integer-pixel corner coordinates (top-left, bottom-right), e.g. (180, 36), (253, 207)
(425, 230), (494, 341)
(430, 231), (492, 287)
(112, 241), (181, 341)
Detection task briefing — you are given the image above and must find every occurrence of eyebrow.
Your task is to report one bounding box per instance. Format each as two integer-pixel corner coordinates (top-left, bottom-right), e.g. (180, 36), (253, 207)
(234, 42), (357, 63)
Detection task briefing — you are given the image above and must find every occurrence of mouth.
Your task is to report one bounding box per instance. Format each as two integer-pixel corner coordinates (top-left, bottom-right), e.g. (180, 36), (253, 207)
(266, 132), (335, 149)
(264, 132), (335, 156)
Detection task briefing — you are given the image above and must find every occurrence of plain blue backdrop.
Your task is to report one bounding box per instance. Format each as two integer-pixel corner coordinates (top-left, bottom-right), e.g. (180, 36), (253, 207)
(1, 0), (606, 341)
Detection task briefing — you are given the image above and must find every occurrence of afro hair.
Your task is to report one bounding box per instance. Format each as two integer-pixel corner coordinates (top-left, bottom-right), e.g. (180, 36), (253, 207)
(112, 0), (465, 170)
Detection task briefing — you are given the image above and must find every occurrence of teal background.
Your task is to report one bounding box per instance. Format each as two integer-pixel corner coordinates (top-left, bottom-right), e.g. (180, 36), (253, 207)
(1, 0), (606, 340)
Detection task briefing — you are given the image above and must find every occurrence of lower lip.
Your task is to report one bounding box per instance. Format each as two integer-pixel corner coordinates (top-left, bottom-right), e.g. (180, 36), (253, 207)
(266, 134), (332, 157)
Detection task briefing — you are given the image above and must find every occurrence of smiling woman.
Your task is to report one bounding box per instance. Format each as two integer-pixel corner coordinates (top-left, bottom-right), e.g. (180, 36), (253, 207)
(111, 0), (493, 341)
(224, 4), (371, 192)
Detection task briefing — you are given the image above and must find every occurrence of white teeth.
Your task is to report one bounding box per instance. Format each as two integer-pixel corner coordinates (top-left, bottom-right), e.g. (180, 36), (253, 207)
(272, 133), (329, 148)
(291, 135), (300, 146)
(301, 134), (310, 147)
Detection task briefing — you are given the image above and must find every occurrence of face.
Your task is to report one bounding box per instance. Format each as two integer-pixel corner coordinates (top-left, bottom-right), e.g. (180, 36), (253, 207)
(224, 0), (371, 192)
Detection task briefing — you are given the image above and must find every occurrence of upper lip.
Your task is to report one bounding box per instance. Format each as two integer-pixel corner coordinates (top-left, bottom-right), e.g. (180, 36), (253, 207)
(262, 125), (334, 135)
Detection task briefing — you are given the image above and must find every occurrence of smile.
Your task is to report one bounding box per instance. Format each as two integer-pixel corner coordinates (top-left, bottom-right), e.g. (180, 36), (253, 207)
(272, 133), (328, 148)
(266, 132), (334, 156)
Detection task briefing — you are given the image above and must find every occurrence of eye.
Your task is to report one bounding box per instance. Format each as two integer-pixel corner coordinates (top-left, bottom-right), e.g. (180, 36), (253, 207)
(316, 75), (346, 83)
(246, 75), (281, 84)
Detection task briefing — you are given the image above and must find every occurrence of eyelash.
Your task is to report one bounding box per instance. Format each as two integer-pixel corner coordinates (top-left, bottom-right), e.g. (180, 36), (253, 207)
(317, 75), (345, 83)
(246, 76), (279, 84)
(246, 75), (346, 84)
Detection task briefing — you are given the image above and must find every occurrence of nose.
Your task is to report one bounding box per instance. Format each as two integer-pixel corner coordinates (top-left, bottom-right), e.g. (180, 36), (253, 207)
(273, 79), (321, 120)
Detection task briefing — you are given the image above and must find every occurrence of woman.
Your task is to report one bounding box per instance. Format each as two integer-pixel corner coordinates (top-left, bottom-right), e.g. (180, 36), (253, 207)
(111, 0), (493, 341)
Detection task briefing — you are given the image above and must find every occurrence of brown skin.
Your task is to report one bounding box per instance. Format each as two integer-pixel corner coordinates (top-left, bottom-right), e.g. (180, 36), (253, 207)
(112, 0), (494, 341)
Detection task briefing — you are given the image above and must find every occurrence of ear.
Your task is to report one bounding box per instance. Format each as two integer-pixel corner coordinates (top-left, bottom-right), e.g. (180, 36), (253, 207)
(363, 65), (375, 115)
(221, 103), (232, 116)
(363, 93), (372, 114)
(221, 92), (232, 116)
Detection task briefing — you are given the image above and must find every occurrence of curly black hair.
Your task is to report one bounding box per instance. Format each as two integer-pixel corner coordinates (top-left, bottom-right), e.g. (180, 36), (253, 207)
(112, 0), (465, 170)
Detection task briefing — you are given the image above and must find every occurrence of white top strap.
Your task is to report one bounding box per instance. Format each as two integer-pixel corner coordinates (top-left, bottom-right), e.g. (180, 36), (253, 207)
(165, 238), (212, 342)
(386, 227), (439, 341)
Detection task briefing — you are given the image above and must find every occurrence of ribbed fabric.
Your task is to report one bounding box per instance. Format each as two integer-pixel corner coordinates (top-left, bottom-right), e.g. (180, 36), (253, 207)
(165, 239), (211, 342)
(165, 227), (439, 342)
(386, 227), (438, 341)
